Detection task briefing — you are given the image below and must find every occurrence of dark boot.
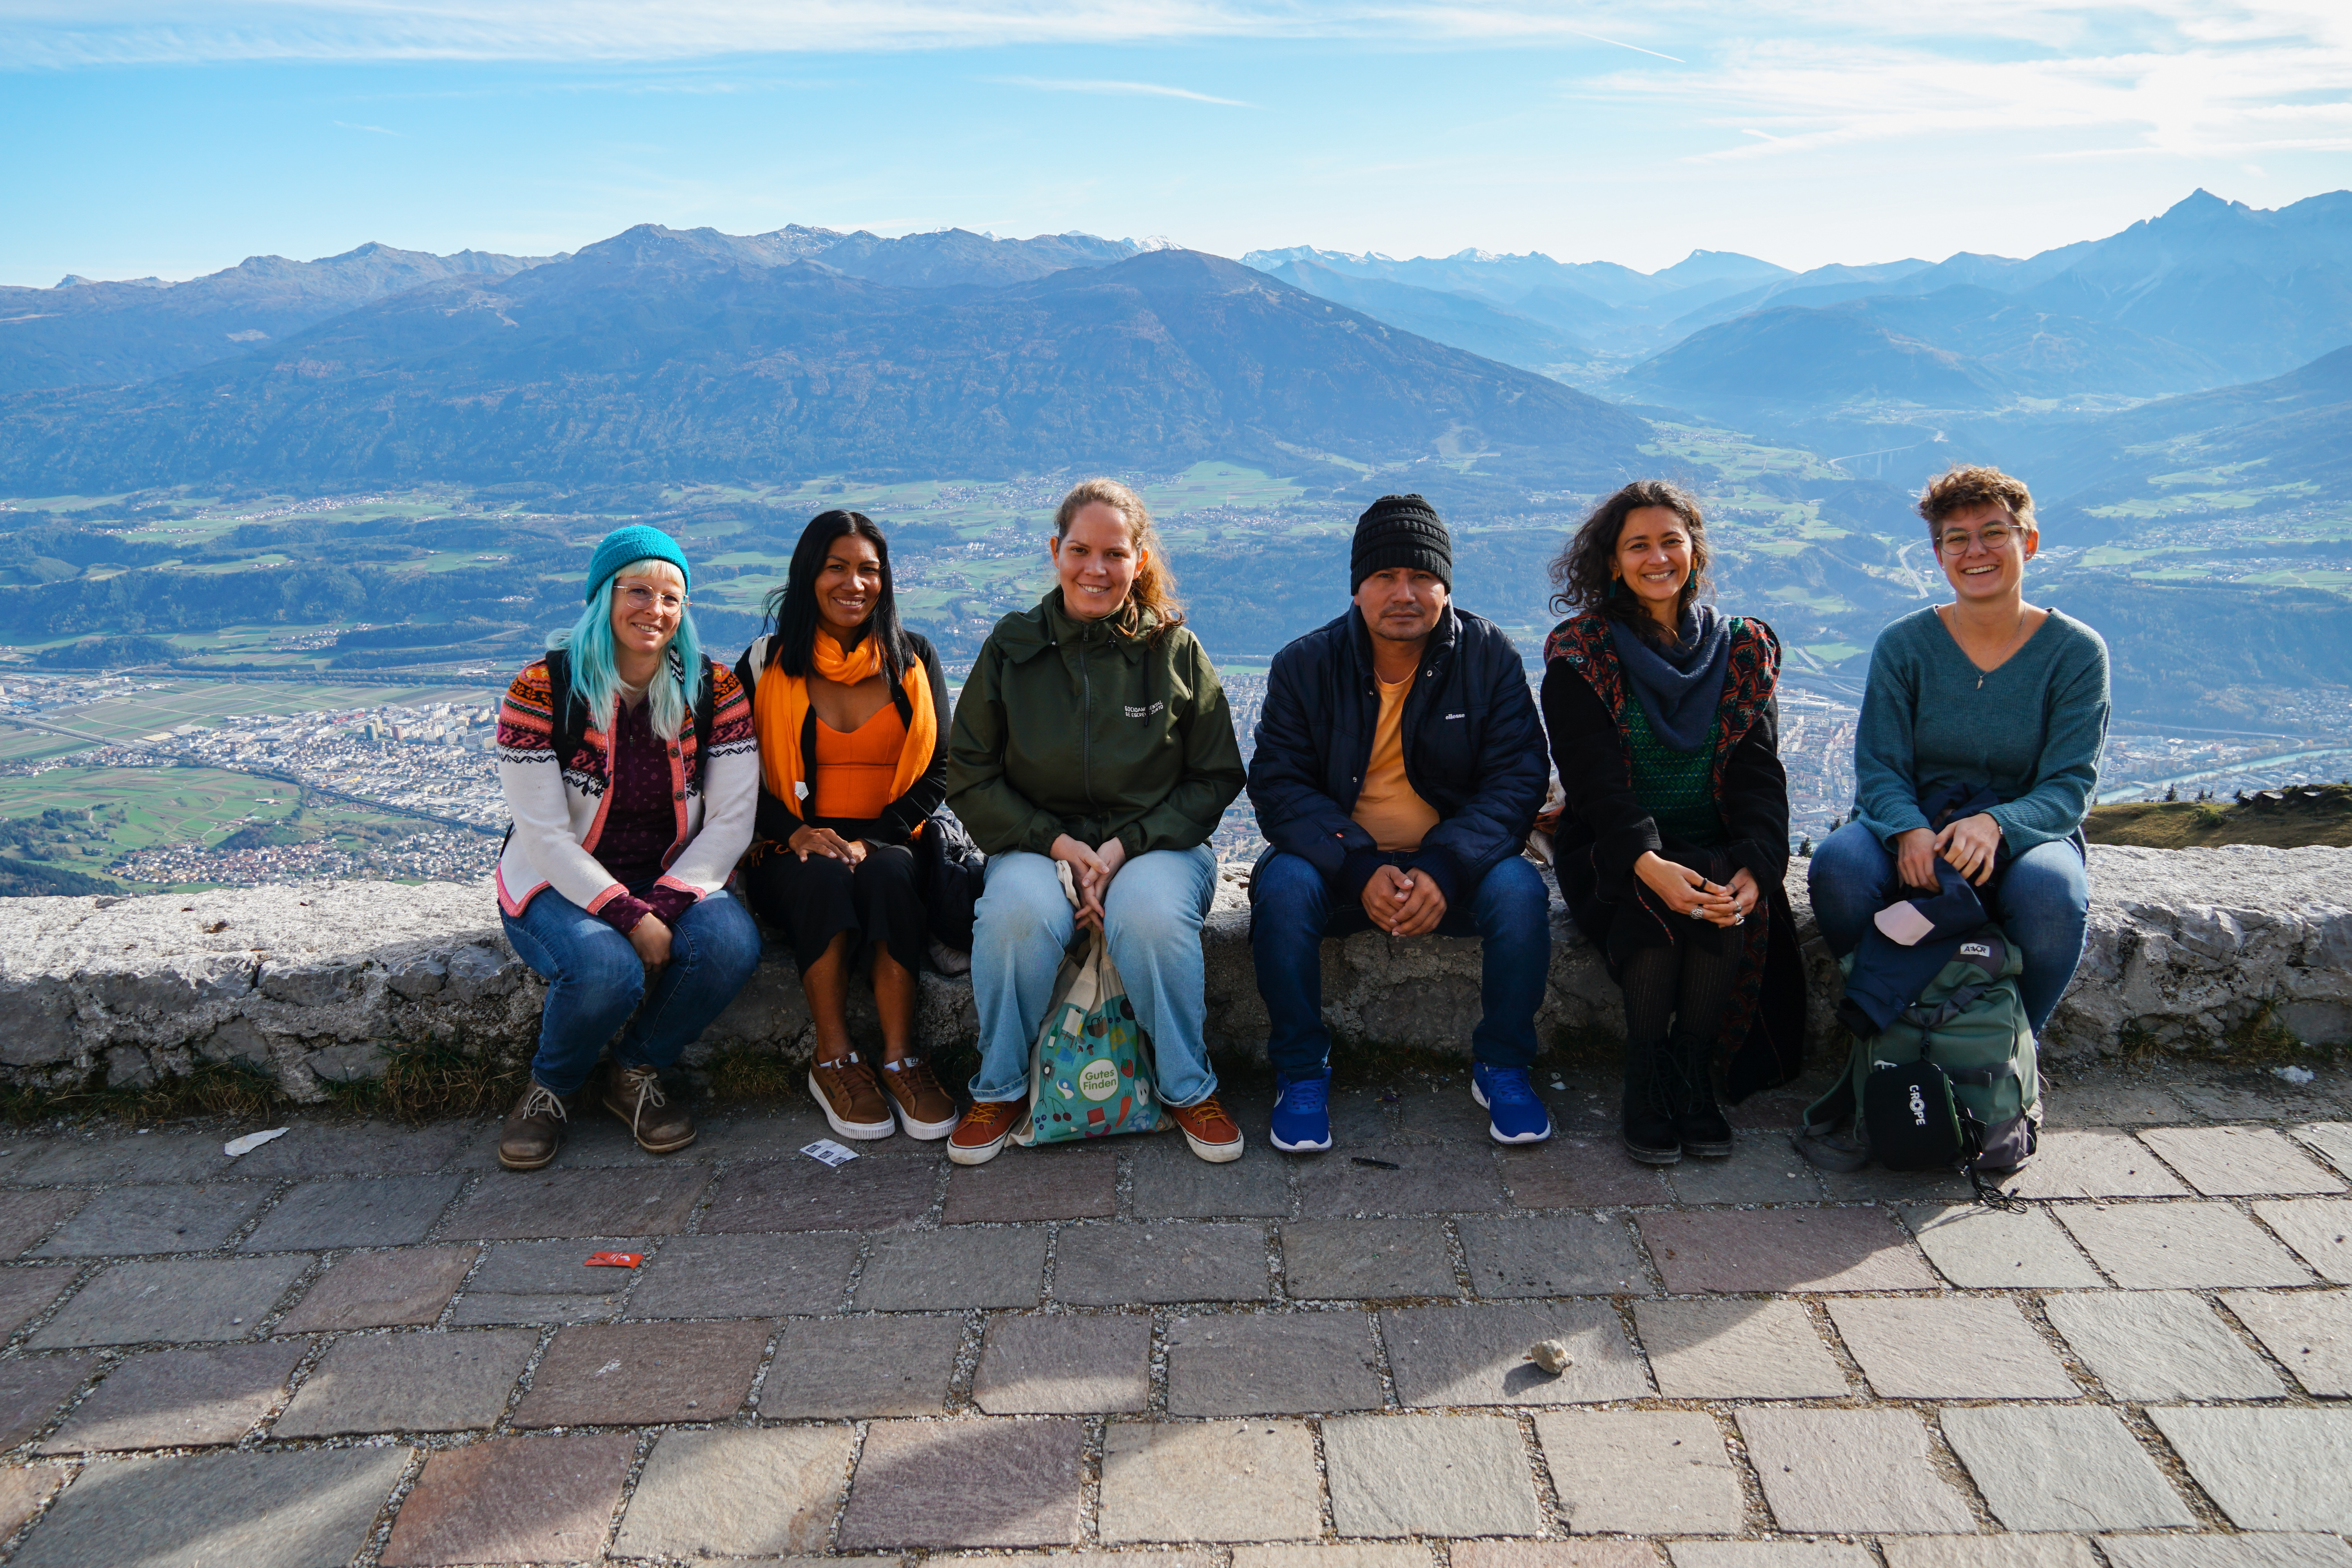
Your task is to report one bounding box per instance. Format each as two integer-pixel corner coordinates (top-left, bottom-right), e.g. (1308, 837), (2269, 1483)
(1671, 1032), (1734, 1157)
(1621, 1037), (1681, 1165)
(498, 1080), (575, 1171)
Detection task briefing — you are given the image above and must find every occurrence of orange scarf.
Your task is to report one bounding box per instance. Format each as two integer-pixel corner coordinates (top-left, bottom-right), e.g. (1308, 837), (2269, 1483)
(755, 631), (937, 828)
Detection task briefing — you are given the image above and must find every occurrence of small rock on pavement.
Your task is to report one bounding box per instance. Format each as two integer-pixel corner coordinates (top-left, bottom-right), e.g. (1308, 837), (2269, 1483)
(1529, 1338), (1574, 1374)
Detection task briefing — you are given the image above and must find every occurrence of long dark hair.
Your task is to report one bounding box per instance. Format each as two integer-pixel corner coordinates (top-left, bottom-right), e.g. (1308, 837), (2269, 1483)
(1548, 479), (1713, 644)
(763, 510), (913, 681)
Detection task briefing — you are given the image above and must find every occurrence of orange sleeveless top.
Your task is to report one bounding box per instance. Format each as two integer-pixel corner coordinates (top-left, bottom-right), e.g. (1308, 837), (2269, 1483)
(809, 702), (908, 821)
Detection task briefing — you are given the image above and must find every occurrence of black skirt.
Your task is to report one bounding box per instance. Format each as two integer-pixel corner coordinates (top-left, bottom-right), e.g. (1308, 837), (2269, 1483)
(743, 829), (927, 976)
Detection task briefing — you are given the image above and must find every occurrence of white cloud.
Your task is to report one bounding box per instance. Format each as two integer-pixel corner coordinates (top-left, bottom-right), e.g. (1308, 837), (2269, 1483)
(987, 76), (1252, 106)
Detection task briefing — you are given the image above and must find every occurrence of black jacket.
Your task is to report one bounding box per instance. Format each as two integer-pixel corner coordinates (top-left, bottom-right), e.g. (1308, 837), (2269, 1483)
(1248, 603), (1547, 903)
(737, 631), (951, 848)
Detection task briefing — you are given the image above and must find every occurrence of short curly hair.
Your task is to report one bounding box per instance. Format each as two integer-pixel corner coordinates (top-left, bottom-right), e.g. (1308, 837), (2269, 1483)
(1918, 464), (2036, 539)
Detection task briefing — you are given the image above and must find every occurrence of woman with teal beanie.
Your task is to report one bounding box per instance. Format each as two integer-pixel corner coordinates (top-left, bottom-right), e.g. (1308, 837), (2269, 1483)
(492, 524), (763, 1170)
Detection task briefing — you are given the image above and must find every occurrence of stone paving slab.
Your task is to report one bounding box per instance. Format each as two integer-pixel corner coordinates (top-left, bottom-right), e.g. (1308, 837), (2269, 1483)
(219, 1118), (474, 1178)
(1235, 1545), (1437, 1568)
(1640, 1207), (1935, 1292)
(1281, 1218), (1458, 1300)
(2225, 1288), (2352, 1396)
(2, 1131), (230, 1187)
(1900, 1201), (2105, 1287)
(1381, 1301), (1650, 1406)
(0, 1356), (90, 1448)
(1670, 1543), (1873, 1568)
(857, 1226), (1048, 1310)
(1164, 1310), (1383, 1415)
(1825, 1296), (2080, 1399)
(1941, 1404), (2195, 1530)
(0, 1266), (77, 1340)
(2296, 1122), (2352, 1178)
(1098, 1419), (1323, 1543)
(1664, 1135), (1826, 1205)
(447, 1236), (648, 1325)
(1735, 1407), (1976, 1533)
(276, 1244), (477, 1330)
(1817, 1164), (1976, 1204)
(2138, 1126), (2347, 1196)
(0, 1191), (86, 1258)
(40, 1339), (306, 1452)
(0, 1465), (65, 1546)
(380, 1431), (633, 1566)
(31, 1181), (270, 1257)
(239, 1173), (466, 1251)
(626, 1230), (860, 1318)
(2042, 1082), (2193, 1126)
(1499, 1138), (1673, 1209)
(1457, 1543), (1665, 1568)
(29, 1254), (310, 1347)
(448, 1165), (711, 1239)
(2042, 1289), (2286, 1399)
(2149, 1405), (2352, 1531)
(942, 1147), (1116, 1223)
(613, 1425), (858, 1559)
(2006, 1131), (2190, 1198)
(274, 1327), (537, 1436)
(837, 1416), (1087, 1548)
(8, 1446), (411, 1568)
(760, 1314), (965, 1418)
(2251, 1198), (2352, 1282)
(1054, 1221), (1271, 1304)
(1631, 1299), (1849, 1399)
(1325, 1411), (1546, 1537)
(1294, 1143), (1506, 1217)
(1131, 1138), (1294, 1218)
(700, 1156), (938, 1233)
(1882, 1538), (2100, 1568)
(2099, 1535), (2352, 1568)
(974, 1313), (1152, 1414)
(1534, 1409), (1742, 1535)
(514, 1317), (768, 1426)
(1460, 1214), (1652, 1296)
(2056, 1200), (2313, 1288)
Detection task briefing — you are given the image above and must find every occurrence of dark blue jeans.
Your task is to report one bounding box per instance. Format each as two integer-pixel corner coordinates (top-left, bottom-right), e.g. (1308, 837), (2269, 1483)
(1251, 849), (1551, 1076)
(501, 884), (764, 1095)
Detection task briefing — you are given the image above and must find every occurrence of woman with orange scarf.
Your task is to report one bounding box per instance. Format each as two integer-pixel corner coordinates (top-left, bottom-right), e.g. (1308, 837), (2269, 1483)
(738, 511), (956, 1143)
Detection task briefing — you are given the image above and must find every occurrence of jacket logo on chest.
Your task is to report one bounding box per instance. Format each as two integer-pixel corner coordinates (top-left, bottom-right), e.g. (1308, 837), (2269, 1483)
(1445, 712), (1466, 720)
(1124, 702), (1165, 719)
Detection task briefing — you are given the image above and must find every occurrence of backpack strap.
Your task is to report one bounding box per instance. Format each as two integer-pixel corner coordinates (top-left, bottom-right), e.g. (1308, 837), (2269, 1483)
(691, 654), (717, 792)
(544, 648), (590, 776)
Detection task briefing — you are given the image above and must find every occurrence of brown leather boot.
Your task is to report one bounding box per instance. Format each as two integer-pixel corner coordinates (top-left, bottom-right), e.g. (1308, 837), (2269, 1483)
(498, 1080), (573, 1171)
(602, 1064), (697, 1154)
(809, 1053), (895, 1141)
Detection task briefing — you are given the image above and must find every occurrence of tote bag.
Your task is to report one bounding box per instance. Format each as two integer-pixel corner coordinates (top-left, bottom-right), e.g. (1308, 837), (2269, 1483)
(1012, 862), (1163, 1145)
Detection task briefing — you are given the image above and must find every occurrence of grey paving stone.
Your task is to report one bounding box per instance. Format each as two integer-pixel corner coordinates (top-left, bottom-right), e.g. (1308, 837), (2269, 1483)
(1294, 1141), (1506, 1216)
(701, 1154), (939, 1233)
(2042, 1080), (2192, 1127)
(2252, 1198), (2352, 1282)
(974, 1313), (1152, 1414)
(32, 1182), (270, 1257)
(274, 1328), (537, 1436)
(1942, 1405), (2195, 1530)
(626, 1230), (859, 1318)
(1666, 1133), (1826, 1204)
(513, 1317), (768, 1426)
(2140, 1126), (2346, 1196)
(760, 1313), (966, 1418)
(219, 1119), (474, 1178)
(1633, 1299), (1849, 1399)
(0, 1356), (93, 1448)
(4, 1131), (230, 1187)
(837, 1416), (1086, 1548)
(2044, 1289), (2285, 1399)
(856, 1226), (1047, 1310)
(1460, 1214), (1650, 1296)
(1640, 1206), (1936, 1292)
(0, 1265), (78, 1339)
(380, 1430), (634, 1566)
(29, 1254), (311, 1347)
(0, 1464), (66, 1546)
(1164, 1310), (1383, 1415)
(1398, 1084), (1515, 1142)
(2169, 1079), (2318, 1124)
(1817, 1164), (1977, 1203)
(1131, 1136), (1293, 1218)
(1325, 1412), (1545, 1537)
(613, 1426), (858, 1559)
(1735, 1407), (1976, 1533)
(1826, 1296), (2079, 1398)
(1457, 1542), (1665, 1568)
(238, 1174), (465, 1250)
(942, 1146), (1116, 1223)
(0, 1191), (88, 1258)
(1381, 1301), (1649, 1406)
(1535, 1410), (1742, 1535)
(2100, 1535), (2352, 1568)
(277, 1245), (477, 1330)
(1671, 1547), (1871, 1568)
(445, 1236), (648, 1325)
(2150, 1406), (2352, 1531)
(447, 1165), (711, 1238)
(2225, 1288), (2352, 1396)
(1883, 1539), (2099, 1568)
(2294, 1122), (2352, 1179)
(1233, 1547), (1433, 1568)
(1054, 1222), (1270, 1304)
(1901, 1201), (2105, 1287)
(1281, 1218), (1458, 1299)
(2057, 1201), (2312, 1288)
(1099, 1419), (1323, 1543)
(1499, 1138), (1673, 1209)
(40, 1340), (306, 1452)
(2007, 1131), (2190, 1198)
(10, 1446), (410, 1568)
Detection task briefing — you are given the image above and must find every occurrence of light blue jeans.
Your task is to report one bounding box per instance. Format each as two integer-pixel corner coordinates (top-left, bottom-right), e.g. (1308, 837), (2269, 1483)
(968, 846), (1220, 1109)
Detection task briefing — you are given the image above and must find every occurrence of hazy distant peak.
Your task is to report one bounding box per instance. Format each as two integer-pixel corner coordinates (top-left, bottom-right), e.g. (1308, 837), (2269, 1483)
(1130, 235), (1180, 251)
(54, 274), (172, 290)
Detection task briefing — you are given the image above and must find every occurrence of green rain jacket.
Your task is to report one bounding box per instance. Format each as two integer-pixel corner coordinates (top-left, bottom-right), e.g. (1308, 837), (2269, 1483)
(946, 589), (1245, 858)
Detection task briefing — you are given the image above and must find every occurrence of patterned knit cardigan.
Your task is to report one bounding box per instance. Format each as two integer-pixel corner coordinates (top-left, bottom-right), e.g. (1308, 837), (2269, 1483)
(494, 653), (759, 919)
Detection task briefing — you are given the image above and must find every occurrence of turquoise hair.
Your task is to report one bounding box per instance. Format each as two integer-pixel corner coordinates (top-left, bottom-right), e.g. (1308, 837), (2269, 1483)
(551, 559), (704, 740)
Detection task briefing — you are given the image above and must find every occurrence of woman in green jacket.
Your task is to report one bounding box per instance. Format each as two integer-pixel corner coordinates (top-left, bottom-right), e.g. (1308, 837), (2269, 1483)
(944, 478), (1248, 1167)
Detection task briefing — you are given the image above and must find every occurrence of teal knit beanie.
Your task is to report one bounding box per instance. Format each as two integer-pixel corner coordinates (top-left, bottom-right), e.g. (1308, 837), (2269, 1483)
(584, 524), (692, 602)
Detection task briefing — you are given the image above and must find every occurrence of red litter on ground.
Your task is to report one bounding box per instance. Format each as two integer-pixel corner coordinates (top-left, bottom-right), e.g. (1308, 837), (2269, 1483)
(583, 1252), (642, 1269)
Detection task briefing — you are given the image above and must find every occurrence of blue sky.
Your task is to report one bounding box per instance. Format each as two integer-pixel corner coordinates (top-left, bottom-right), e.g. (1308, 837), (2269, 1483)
(6, 2), (2351, 286)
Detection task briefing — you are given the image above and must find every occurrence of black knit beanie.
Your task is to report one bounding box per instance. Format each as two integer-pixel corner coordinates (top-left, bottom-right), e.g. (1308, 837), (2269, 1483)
(1351, 494), (1453, 593)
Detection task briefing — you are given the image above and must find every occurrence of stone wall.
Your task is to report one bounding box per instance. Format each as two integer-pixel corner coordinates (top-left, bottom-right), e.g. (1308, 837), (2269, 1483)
(0, 844), (2344, 1101)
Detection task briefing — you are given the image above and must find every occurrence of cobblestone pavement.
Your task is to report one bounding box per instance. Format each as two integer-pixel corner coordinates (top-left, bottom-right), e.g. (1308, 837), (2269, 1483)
(0, 1062), (2346, 1567)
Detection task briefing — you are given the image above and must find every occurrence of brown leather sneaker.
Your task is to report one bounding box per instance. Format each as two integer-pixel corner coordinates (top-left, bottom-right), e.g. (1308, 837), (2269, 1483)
(809, 1053), (895, 1141)
(498, 1080), (573, 1171)
(602, 1064), (697, 1154)
(947, 1099), (1024, 1166)
(878, 1056), (959, 1140)
(1168, 1095), (1245, 1163)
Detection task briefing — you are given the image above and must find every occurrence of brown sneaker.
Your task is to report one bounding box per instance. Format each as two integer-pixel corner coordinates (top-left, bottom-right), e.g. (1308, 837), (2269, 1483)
(1168, 1095), (1245, 1163)
(947, 1100), (1024, 1166)
(602, 1064), (697, 1154)
(809, 1053), (895, 1141)
(878, 1056), (959, 1140)
(498, 1080), (573, 1171)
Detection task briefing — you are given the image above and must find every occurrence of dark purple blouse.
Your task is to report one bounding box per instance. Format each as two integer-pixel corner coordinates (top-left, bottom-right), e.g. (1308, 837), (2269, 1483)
(595, 696), (696, 934)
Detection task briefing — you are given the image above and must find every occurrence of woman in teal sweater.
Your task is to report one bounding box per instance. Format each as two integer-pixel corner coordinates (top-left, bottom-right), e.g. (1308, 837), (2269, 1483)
(1810, 464), (2109, 1033)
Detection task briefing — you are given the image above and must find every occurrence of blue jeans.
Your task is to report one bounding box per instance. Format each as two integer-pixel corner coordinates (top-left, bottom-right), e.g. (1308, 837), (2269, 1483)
(1809, 820), (2089, 1033)
(969, 846), (1220, 1109)
(501, 886), (765, 1096)
(1251, 850), (1552, 1077)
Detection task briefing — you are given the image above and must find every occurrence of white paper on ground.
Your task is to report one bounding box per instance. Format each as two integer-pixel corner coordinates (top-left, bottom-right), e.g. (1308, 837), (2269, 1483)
(801, 1138), (860, 1167)
(223, 1127), (289, 1158)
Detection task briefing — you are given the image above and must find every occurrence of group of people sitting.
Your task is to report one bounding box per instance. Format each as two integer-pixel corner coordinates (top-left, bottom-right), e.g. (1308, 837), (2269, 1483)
(491, 463), (2107, 1173)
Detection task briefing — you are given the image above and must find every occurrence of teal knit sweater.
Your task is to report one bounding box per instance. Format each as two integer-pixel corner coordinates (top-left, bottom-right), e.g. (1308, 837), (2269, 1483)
(1854, 605), (2110, 853)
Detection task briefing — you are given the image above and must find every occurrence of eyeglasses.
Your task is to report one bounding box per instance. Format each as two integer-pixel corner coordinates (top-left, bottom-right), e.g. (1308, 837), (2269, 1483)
(619, 584), (687, 613)
(1938, 525), (2017, 555)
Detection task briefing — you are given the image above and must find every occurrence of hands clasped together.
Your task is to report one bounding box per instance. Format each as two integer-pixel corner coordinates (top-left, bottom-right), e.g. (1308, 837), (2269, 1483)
(1895, 810), (2001, 889)
(1050, 833), (1131, 932)
(1633, 850), (1758, 929)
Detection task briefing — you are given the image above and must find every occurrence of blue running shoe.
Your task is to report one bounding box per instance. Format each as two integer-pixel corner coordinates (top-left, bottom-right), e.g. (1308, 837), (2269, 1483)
(1269, 1070), (1334, 1152)
(1472, 1064), (1552, 1145)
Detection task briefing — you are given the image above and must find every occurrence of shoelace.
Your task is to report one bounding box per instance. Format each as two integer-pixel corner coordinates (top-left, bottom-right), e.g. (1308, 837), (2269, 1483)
(1276, 1075), (1330, 1116)
(520, 1082), (568, 1123)
(1481, 1067), (1542, 1107)
(616, 1069), (664, 1137)
(963, 1100), (1018, 1131)
(1184, 1096), (1236, 1131)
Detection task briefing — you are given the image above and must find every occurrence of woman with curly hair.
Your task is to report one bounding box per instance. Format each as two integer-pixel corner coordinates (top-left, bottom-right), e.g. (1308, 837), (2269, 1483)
(1541, 481), (1805, 1165)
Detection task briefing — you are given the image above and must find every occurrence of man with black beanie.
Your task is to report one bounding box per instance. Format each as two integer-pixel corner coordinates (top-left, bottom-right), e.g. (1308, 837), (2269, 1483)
(1246, 494), (1553, 1151)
